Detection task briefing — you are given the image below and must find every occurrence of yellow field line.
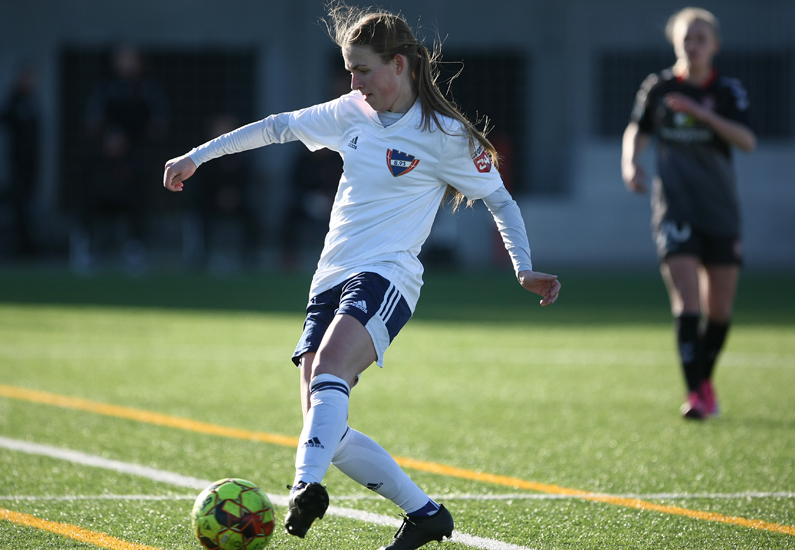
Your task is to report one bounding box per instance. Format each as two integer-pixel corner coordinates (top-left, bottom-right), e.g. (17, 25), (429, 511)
(0, 507), (162, 550)
(2, 384), (793, 537)
(397, 457), (795, 535)
(0, 384), (298, 447)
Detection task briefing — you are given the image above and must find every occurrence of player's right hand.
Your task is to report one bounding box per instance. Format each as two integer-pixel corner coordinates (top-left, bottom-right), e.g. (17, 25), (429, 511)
(163, 155), (197, 192)
(518, 270), (561, 306)
(622, 161), (648, 193)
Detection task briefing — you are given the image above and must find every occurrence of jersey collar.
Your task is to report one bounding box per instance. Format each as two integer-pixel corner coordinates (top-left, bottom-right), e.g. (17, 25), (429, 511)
(675, 68), (718, 89)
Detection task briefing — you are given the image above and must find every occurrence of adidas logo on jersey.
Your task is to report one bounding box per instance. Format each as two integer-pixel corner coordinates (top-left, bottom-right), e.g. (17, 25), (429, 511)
(366, 482), (383, 492)
(302, 437), (324, 449)
(348, 136), (359, 149)
(350, 300), (368, 313)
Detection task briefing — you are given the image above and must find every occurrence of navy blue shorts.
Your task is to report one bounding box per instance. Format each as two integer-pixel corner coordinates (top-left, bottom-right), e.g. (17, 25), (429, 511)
(292, 272), (412, 367)
(654, 221), (743, 266)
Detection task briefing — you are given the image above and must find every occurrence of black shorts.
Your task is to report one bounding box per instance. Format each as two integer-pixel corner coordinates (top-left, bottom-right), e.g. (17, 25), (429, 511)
(654, 221), (743, 266)
(292, 272), (412, 367)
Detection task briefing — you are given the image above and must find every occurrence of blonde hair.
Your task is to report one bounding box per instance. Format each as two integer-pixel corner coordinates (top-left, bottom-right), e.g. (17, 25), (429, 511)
(324, 2), (498, 209)
(665, 7), (721, 44)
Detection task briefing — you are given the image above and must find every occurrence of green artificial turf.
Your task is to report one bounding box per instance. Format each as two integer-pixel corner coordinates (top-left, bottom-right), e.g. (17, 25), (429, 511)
(0, 268), (793, 549)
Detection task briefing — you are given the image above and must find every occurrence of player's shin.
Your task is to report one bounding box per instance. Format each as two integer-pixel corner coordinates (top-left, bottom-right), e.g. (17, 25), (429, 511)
(293, 374), (350, 487)
(676, 313), (703, 392)
(332, 427), (439, 516)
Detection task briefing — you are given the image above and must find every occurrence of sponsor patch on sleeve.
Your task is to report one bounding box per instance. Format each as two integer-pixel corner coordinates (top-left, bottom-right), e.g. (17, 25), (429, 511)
(472, 144), (492, 173)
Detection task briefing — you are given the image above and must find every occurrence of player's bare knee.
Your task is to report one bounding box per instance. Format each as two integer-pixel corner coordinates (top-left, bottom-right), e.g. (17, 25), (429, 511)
(706, 307), (733, 324)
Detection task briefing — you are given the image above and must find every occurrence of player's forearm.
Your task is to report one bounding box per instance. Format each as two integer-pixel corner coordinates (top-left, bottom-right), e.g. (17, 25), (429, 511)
(699, 110), (756, 152)
(188, 113), (296, 167)
(621, 123), (650, 167)
(482, 187), (533, 276)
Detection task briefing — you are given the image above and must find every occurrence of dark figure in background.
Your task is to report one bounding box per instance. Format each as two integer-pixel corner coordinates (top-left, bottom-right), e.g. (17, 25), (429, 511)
(280, 147), (342, 270)
(85, 45), (169, 151)
(73, 125), (147, 270)
(1, 65), (40, 259)
(279, 71), (347, 270)
(72, 45), (169, 270)
(189, 114), (262, 269)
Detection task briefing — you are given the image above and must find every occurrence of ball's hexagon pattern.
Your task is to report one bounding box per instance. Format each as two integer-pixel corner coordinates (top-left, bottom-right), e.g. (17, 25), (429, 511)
(191, 478), (276, 549)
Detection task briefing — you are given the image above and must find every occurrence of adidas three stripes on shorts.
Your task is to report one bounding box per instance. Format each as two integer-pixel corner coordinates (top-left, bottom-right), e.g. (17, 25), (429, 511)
(292, 272), (412, 367)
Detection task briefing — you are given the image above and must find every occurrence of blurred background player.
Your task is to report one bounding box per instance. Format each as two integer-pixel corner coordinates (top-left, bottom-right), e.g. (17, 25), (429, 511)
(280, 71), (347, 271)
(74, 124), (147, 271)
(280, 146), (341, 271)
(184, 113), (262, 271)
(85, 44), (169, 155)
(0, 64), (41, 260)
(621, 7), (756, 420)
(71, 45), (169, 271)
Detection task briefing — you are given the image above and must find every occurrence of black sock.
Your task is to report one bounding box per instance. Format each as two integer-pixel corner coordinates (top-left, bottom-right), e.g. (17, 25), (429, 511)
(676, 313), (702, 392)
(701, 320), (730, 381)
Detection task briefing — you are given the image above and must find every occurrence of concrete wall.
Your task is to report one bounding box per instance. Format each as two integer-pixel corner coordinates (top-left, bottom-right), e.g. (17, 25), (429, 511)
(1, 0), (793, 269)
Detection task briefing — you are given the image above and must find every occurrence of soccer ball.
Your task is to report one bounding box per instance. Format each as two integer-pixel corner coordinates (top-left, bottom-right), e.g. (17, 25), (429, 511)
(191, 478), (275, 550)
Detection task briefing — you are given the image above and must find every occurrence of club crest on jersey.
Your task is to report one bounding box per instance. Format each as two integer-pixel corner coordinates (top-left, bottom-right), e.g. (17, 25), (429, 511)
(387, 149), (420, 177)
(472, 144), (492, 173)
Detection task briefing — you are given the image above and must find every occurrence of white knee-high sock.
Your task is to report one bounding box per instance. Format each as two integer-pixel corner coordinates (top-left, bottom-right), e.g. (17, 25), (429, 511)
(331, 427), (438, 515)
(293, 374), (350, 487)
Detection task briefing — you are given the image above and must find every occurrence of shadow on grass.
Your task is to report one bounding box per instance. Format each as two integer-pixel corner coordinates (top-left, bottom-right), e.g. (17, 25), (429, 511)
(0, 267), (792, 326)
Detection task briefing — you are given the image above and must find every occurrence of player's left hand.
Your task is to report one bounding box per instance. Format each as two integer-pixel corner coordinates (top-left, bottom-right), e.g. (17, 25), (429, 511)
(518, 270), (560, 306)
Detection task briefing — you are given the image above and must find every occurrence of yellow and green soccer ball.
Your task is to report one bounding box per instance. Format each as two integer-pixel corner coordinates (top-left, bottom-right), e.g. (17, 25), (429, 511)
(191, 478), (275, 549)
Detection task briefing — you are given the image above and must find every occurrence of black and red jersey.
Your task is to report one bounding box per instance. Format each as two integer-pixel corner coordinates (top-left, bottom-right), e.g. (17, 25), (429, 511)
(630, 68), (752, 237)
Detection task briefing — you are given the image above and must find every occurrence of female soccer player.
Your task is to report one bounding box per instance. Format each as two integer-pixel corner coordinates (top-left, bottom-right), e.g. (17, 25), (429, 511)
(621, 7), (755, 420)
(163, 4), (560, 548)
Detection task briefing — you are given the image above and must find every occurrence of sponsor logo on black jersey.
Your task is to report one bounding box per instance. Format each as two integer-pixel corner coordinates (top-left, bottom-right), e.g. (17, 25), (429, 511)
(387, 149), (420, 177)
(661, 95), (714, 143)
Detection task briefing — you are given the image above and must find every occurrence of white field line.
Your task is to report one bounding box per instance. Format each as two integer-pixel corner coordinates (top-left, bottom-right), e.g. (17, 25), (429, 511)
(0, 436), (536, 550)
(0, 342), (792, 369)
(0, 495), (198, 501)
(0, 436), (212, 492)
(341, 491), (795, 501)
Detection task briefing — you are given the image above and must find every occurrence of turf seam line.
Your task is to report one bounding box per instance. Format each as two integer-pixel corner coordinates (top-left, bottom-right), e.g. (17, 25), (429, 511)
(2, 384), (794, 538)
(3, 491), (794, 502)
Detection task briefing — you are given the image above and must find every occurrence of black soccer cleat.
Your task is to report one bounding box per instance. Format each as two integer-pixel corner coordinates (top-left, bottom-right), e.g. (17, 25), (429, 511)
(284, 482), (329, 538)
(379, 504), (454, 550)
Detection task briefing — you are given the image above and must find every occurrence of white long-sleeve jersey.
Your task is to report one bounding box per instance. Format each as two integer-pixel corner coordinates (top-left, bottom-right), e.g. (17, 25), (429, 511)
(189, 91), (532, 311)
